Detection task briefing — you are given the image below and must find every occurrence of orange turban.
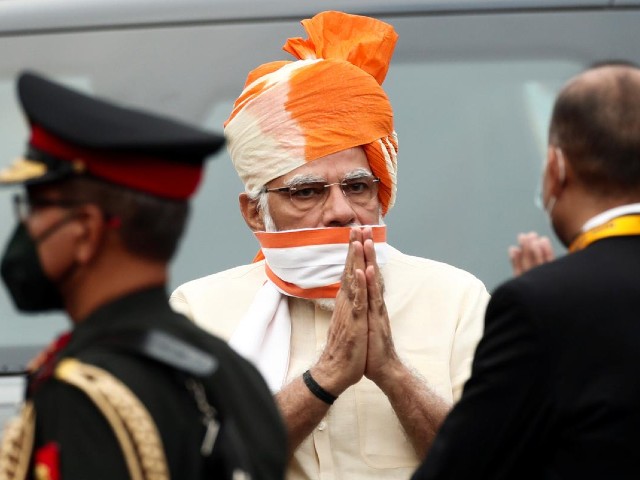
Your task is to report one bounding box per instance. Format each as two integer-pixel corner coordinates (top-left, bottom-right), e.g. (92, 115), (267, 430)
(224, 10), (399, 215)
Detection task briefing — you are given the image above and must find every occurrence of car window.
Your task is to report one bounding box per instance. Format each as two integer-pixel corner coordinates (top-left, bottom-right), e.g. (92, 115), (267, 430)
(0, 5), (639, 365)
(382, 59), (576, 282)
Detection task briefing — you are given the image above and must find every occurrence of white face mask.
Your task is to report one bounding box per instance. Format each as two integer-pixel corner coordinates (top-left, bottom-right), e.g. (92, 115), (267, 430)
(535, 147), (566, 217)
(255, 225), (389, 299)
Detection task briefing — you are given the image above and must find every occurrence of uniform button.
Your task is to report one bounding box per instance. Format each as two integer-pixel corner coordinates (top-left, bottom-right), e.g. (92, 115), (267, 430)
(232, 470), (250, 480)
(317, 421), (327, 431)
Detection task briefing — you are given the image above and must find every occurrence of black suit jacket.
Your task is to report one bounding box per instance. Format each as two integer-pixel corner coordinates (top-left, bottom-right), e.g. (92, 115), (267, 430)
(413, 236), (640, 479)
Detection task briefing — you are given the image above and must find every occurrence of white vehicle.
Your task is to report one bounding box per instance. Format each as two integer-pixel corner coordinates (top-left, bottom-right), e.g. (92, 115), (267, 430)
(1, 0), (639, 429)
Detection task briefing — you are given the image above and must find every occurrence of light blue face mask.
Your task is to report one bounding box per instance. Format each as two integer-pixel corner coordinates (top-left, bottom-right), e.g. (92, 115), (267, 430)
(534, 148), (566, 215)
(534, 178), (545, 211)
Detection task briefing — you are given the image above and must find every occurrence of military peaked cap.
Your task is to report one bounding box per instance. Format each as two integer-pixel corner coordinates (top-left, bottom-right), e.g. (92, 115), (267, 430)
(0, 71), (225, 200)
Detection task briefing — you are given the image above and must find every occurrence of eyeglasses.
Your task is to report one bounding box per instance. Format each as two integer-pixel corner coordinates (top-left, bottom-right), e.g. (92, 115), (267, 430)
(12, 193), (83, 222)
(262, 175), (380, 211)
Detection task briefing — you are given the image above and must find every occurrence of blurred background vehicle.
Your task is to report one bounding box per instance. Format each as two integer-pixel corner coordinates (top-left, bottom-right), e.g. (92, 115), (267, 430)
(2, 0), (639, 429)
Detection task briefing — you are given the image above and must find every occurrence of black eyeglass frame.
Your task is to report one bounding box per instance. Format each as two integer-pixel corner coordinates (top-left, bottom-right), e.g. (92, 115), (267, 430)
(261, 175), (381, 210)
(12, 193), (86, 222)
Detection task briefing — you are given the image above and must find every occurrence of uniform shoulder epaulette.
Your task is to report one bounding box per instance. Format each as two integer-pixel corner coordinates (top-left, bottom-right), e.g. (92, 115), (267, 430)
(101, 330), (218, 378)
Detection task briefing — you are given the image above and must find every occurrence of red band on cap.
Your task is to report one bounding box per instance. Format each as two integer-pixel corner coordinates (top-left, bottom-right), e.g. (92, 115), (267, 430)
(30, 125), (203, 199)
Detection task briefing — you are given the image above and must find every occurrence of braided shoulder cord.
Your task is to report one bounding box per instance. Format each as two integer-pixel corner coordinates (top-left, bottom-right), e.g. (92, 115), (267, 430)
(0, 402), (35, 480)
(55, 358), (169, 480)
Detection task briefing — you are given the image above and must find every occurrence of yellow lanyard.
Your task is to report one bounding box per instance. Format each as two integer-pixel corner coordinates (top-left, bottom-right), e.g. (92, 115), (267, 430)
(569, 214), (640, 253)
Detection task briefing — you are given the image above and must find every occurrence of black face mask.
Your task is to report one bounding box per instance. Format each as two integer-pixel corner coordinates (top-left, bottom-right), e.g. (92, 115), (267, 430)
(1, 222), (65, 312)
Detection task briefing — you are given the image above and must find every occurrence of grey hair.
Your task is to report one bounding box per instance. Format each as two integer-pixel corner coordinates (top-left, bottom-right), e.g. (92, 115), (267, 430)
(247, 189), (277, 232)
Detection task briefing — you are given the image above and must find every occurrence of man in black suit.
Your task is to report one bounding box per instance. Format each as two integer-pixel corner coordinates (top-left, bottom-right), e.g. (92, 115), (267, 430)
(0, 71), (286, 480)
(412, 62), (640, 479)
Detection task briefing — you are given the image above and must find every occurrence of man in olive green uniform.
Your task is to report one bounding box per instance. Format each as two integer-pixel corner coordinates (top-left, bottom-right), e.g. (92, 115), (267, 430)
(0, 71), (286, 480)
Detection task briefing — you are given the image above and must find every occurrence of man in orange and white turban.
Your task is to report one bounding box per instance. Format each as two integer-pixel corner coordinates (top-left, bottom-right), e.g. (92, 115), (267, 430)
(171, 11), (489, 479)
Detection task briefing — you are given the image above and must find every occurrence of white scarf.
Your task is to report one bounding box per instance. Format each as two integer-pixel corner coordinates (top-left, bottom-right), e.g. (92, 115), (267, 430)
(229, 226), (388, 392)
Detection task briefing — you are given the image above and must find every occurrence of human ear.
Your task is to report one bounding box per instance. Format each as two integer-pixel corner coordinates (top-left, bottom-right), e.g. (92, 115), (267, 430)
(239, 193), (265, 232)
(74, 204), (108, 264)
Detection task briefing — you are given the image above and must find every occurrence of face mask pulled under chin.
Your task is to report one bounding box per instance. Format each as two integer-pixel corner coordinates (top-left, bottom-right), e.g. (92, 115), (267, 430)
(0, 223), (65, 312)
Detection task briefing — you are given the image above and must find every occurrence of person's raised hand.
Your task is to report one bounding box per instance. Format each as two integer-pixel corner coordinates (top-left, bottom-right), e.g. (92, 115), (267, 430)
(312, 228), (368, 395)
(360, 227), (402, 390)
(508, 231), (555, 276)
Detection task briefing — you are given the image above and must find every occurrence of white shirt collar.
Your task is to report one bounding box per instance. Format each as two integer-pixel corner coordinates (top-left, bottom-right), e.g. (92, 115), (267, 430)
(581, 203), (640, 232)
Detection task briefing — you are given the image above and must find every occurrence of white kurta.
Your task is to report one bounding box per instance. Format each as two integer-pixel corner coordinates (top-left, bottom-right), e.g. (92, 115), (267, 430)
(170, 246), (489, 480)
